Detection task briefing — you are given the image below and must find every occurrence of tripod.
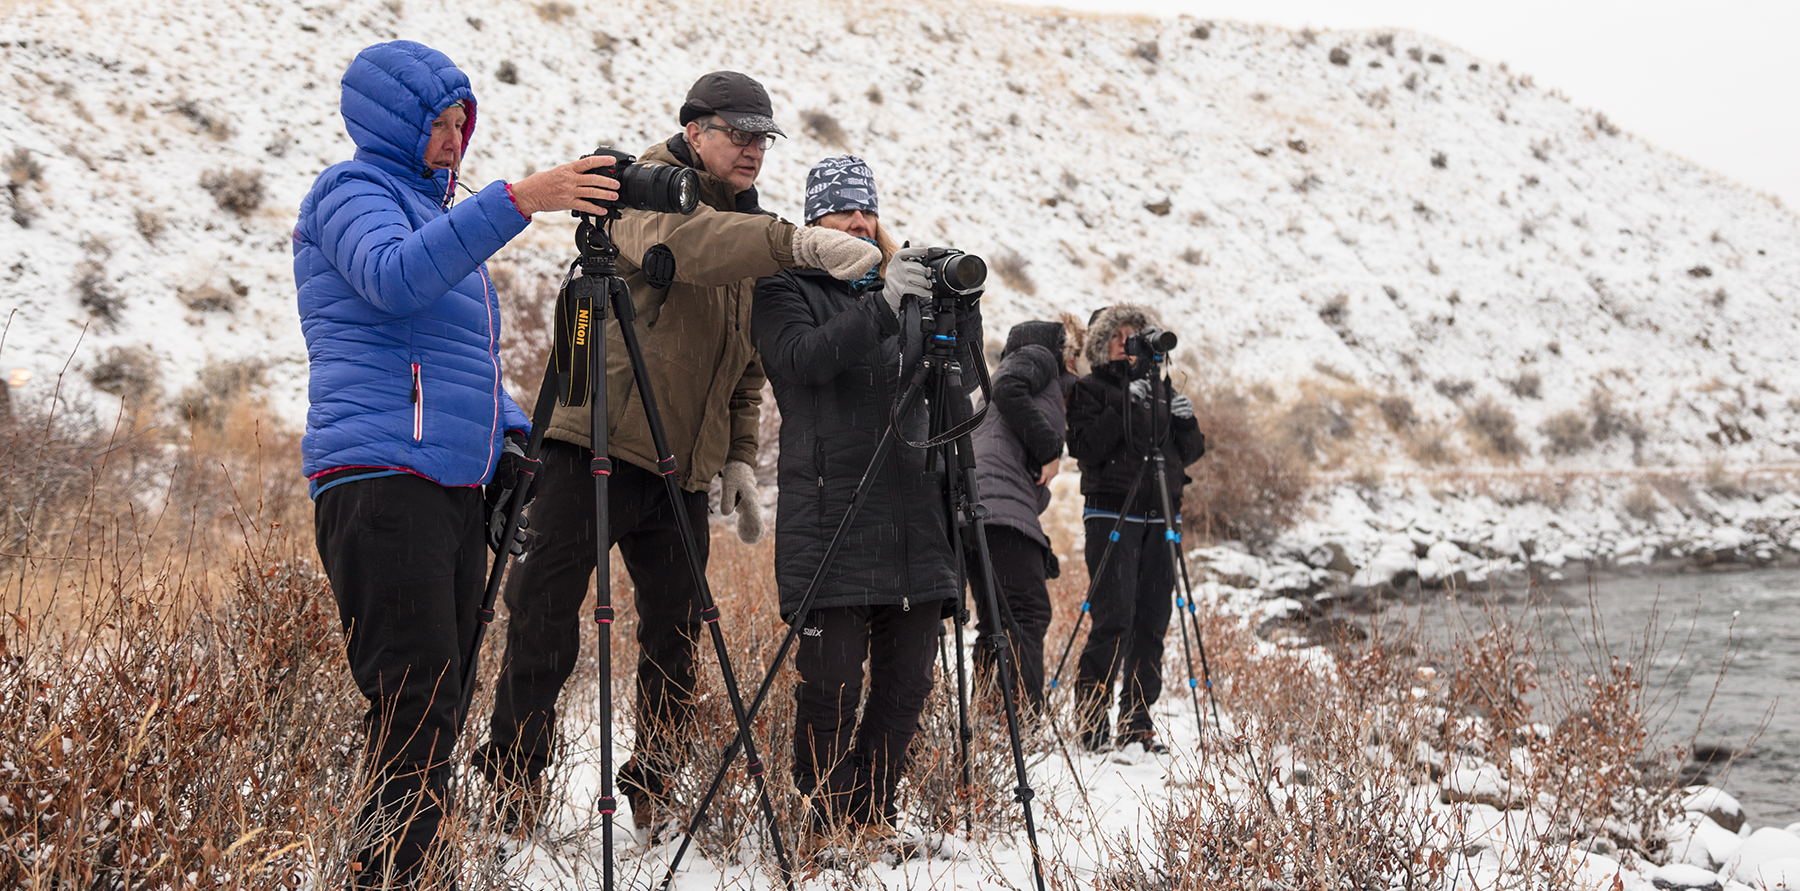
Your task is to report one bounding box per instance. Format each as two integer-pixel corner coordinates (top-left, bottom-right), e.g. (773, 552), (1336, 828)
(661, 286), (1047, 891)
(471, 213), (795, 891)
(1045, 352), (1218, 746)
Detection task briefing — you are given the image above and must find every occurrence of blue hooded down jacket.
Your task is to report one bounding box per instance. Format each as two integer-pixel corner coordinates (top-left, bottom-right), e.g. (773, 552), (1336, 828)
(295, 41), (531, 496)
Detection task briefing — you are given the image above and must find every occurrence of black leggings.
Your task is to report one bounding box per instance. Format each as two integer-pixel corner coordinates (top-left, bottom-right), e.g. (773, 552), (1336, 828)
(965, 524), (1053, 713)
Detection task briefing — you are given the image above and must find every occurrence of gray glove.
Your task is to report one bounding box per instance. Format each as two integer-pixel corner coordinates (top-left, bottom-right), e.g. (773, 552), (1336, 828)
(1128, 378), (1152, 407)
(792, 226), (883, 281)
(881, 246), (931, 314)
(719, 460), (765, 545)
(1170, 393), (1195, 419)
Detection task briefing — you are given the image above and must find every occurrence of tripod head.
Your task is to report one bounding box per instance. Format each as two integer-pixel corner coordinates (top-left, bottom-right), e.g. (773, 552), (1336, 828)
(895, 286), (992, 452)
(574, 213), (620, 278)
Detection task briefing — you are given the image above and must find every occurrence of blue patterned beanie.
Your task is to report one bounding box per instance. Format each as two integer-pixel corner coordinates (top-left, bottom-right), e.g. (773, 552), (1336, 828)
(804, 155), (878, 224)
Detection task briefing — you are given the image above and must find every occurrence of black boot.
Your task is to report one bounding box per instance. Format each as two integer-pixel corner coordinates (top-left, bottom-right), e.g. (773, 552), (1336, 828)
(617, 759), (676, 843)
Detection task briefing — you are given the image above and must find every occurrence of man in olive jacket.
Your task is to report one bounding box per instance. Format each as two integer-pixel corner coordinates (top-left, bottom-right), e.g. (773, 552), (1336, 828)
(478, 72), (879, 836)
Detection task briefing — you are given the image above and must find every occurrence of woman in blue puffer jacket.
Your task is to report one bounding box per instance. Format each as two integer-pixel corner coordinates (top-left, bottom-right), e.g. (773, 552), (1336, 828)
(294, 40), (616, 889)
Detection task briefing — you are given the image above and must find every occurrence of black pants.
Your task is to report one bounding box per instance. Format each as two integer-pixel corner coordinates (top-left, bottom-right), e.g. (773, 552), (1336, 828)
(792, 603), (940, 829)
(481, 439), (709, 789)
(964, 525), (1052, 714)
(1075, 515), (1175, 740)
(315, 474), (486, 888)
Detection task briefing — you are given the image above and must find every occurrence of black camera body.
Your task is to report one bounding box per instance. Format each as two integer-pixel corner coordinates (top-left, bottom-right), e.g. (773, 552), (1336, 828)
(580, 146), (699, 218)
(919, 247), (987, 301)
(1126, 326), (1178, 360)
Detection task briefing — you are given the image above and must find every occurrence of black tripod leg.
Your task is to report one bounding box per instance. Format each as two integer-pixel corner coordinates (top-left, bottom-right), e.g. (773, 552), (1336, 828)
(589, 284), (619, 891)
(456, 360), (561, 733)
(1149, 452), (1206, 744)
(955, 430), (1049, 891)
(1143, 368), (1275, 815)
(933, 374), (976, 837)
(606, 281), (793, 888)
(1047, 460), (1152, 697)
(659, 359), (939, 891)
(1175, 534), (1224, 734)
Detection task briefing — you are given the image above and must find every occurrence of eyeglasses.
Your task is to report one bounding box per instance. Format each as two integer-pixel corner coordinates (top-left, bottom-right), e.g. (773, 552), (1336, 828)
(701, 123), (777, 150)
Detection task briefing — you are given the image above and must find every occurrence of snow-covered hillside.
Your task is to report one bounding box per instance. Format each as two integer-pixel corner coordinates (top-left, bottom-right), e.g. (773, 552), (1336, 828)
(4, 0), (1799, 469)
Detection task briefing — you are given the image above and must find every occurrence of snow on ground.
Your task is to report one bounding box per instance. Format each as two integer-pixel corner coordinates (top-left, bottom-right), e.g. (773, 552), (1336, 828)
(466, 623), (1798, 891)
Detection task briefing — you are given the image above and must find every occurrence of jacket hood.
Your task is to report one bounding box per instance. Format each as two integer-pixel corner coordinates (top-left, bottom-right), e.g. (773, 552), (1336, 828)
(340, 41), (476, 179)
(1083, 304), (1165, 368)
(1002, 320), (1065, 360)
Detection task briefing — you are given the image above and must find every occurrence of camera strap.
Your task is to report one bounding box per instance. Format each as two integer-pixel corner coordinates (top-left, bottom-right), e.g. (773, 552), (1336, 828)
(552, 260), (595, 408)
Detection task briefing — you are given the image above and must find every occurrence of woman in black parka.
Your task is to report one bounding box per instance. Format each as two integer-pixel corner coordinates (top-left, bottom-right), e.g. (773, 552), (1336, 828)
(1066, 304), (1205, 756)
(752, 156), (982, 843)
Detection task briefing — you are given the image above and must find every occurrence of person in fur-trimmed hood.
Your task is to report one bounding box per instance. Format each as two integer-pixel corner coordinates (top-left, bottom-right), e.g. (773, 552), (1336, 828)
(1065, 304), (1205, 756)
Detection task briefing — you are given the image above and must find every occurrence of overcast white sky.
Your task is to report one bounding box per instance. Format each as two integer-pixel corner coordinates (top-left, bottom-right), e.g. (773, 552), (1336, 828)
(1010, 0), (1800, 213)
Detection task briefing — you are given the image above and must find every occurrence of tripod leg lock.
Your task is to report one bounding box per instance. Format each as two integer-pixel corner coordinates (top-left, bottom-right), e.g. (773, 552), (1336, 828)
(594, 605), (615, 625)
(597, 796), (617, 816)
(591, 457), (613, 477)
(478, 607), (495, 625)
(1013, 785), (1035, 804)
(744, 755), (765, 779)
(700, 605), (721, 624)
(656, 455), (678, 476)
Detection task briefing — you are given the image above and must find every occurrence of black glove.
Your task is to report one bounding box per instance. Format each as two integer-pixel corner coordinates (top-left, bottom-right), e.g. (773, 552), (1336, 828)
(485, 432), (539, 555)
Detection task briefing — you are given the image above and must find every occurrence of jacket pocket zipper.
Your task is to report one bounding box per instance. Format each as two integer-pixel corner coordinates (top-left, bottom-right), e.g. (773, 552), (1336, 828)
(410, 364), (423, 442)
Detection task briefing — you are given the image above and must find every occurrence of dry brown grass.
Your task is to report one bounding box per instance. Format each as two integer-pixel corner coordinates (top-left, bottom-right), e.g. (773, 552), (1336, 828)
(1180, 382), (1313, 551)
(0, 368), (1683, 888)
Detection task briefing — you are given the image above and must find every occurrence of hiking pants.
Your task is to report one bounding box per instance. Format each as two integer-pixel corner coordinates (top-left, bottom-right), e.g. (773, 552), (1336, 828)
(316, 474), (486, 887)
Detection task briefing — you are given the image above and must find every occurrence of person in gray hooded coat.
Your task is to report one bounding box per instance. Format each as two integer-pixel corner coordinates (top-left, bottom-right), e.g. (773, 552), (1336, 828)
(964, 319), (1080, 714)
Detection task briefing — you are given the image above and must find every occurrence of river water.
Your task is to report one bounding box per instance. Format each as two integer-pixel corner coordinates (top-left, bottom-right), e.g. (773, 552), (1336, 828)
(1388, 568), (1799, 828)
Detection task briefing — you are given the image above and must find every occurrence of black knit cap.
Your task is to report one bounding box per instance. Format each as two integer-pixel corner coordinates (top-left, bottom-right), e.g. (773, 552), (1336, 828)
(680, 71), (785, 136)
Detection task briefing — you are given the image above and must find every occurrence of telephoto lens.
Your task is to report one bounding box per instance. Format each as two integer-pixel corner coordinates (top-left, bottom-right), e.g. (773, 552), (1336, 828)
(615, 162), (699, 215)
(584, 146), (700, 216)
(922, 248), (986, 297)
(1137, 326), (1178, 352)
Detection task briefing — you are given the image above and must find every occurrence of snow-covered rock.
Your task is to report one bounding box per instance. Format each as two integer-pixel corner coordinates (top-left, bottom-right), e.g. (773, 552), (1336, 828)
(1442, 760), (1523, 809)
(1729, 828), (1800, 886)
(1686, 786), (1748, 834)
(1664, 812), (1747, 871)
(1746, 858), (1800, 891)
(1352, 535), (1418, 589)
(1651, 862), (1725, 891)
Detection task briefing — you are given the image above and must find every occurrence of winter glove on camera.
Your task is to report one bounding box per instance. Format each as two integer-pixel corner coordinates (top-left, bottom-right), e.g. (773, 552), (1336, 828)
(718, 460), (765, 545)
(793, 226), (883, 281)
(485, 432), (539, 556)
(882, 246), (932, 314)
(1170, 393), (1195, 420)
(1128, 378), (1153, 408)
